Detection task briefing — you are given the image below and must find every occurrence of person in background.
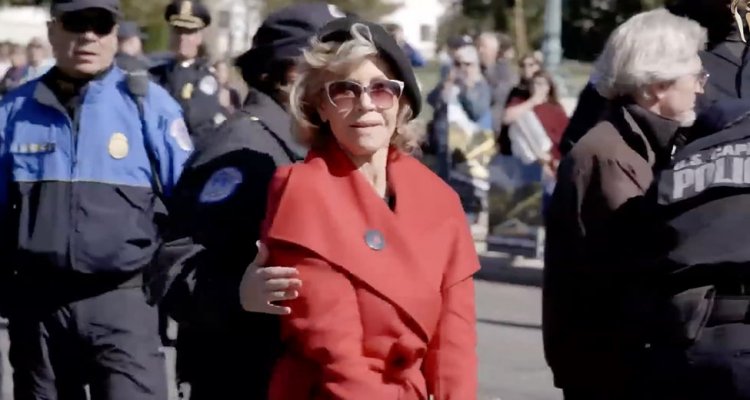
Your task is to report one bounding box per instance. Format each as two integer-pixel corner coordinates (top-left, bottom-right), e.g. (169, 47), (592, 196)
(439, 34), (473, 79)
(430, 45), (492, 128)
(497, 53), (542, 154)
(21, 37), (54, 84)
(158, 3), (343, 399)
(150, 0), (226, 147)
(385, 23), (426, 68)
(258, 17), (478, 399)
(544, 9), (708, 399)
(503, 70), (569, 212)
(476, 32), (518, 132)
(116, 20), (150, 72)
(0, 42), (12, 80)
(212, 59), (241, 114)
(0, 44), (26, 95)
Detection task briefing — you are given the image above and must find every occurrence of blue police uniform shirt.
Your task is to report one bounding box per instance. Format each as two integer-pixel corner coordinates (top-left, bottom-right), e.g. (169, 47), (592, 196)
(0, 66), (192, 274)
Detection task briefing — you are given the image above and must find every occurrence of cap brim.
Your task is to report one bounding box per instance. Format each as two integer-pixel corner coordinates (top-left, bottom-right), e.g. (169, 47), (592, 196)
(169, 19), (205, 30)
(52, 5), (120, 17)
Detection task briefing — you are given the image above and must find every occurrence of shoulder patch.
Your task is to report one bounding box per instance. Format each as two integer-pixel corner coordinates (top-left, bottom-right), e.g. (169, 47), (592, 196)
(170, 118), (194, 151)
(199, 167), (244, 203)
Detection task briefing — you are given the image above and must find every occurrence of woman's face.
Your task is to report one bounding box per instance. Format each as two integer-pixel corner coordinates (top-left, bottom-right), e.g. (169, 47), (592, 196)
(655, 56), (707, 127)
(532, 76), (550, 100)
(317, 55), (404, 158)
(521, 56), (540, 80)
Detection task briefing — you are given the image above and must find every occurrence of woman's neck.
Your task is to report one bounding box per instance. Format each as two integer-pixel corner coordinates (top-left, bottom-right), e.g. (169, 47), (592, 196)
(346, 147), (389, 198)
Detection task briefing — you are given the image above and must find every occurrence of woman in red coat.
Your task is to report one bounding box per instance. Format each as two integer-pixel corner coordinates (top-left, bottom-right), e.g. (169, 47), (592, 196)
(259, 18), (479, 400)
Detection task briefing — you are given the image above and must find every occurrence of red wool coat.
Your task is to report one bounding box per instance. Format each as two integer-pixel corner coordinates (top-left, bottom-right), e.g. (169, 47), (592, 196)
(261, 140), (479, 400)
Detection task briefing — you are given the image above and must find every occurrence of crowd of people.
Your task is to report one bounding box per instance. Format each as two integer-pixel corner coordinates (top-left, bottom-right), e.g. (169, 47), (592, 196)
(0, 38), (55, 96)
(424, 31), (569, 231)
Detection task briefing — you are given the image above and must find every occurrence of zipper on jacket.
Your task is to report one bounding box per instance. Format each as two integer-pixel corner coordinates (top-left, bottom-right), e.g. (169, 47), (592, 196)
(68, 97), (83, 272)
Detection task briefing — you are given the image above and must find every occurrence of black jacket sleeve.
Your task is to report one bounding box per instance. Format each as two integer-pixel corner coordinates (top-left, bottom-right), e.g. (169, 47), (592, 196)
(151, 118), (278, 324)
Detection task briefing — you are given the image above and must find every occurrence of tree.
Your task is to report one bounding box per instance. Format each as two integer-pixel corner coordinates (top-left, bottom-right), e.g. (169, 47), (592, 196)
(263, 0), (403, 22)
(458, 0), (665, 61)
(121, 0), (171, 52)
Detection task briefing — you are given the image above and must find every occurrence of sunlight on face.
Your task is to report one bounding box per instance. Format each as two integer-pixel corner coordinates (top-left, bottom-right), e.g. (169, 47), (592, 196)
(317, 56), (402, 158)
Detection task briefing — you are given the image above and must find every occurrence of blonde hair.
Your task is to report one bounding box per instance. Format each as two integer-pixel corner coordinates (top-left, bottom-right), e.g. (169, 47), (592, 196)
(289, 23), (424, 153)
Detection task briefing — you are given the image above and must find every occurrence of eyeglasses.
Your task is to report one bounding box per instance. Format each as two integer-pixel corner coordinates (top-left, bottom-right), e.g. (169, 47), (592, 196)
(58, 13), (116, 35)
(695, 69), (710, 88)
(324, 79), (404, 111)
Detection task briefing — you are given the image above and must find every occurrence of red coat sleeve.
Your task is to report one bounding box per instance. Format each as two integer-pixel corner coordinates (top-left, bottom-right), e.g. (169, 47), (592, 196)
(423, 202), (480, 400)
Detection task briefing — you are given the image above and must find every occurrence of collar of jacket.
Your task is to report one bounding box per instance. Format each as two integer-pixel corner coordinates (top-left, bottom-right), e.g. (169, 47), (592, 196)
(616, 101), (681, 163)
(241, 88), (307, 159)
(33, 64), (119, 116)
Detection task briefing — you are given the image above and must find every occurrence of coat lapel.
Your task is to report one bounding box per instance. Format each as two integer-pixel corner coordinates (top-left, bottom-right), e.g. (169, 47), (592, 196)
(266, 142), (445, 341)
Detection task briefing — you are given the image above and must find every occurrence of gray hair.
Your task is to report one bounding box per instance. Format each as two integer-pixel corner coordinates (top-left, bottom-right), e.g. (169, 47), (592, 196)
(289, 23), (423, 153)
(594, 8), (707, 100)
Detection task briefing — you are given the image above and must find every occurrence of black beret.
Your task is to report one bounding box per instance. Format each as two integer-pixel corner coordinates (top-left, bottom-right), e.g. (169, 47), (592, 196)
(317, 18), (422, 119)
(236, 3), (344, 76)
(165, 0), (211, 30)
(51, 0), (120, 17)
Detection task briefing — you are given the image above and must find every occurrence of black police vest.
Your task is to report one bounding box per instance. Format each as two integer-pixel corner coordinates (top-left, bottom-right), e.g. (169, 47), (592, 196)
(656, 114), (750, 283)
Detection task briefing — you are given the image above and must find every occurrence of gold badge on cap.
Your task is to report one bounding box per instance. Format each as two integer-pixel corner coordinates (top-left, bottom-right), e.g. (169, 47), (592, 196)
(181, 83), (194, 100)
(109, 133), (129, 160)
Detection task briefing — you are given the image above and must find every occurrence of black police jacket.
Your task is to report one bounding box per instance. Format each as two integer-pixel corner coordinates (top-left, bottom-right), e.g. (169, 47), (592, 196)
(150, 58), (226, 147)
(155, 89), (303, 395)
(657, 99), (750, 281)
(652, 99), (750, 400)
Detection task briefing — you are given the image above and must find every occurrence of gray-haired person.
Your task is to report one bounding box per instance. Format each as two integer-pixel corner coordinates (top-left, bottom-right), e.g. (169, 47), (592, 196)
(544, 9), (709, 399)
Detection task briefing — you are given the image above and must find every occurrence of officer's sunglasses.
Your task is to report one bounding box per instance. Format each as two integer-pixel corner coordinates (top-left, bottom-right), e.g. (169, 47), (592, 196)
(57, 13), (116, 35)
(324, 79), (404, 111)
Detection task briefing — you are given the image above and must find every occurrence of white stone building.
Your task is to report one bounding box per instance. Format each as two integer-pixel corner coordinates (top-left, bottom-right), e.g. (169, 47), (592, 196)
(380, 0), (448, 60)
(203, 0), (450, 61)
(204, 0), (264, 59)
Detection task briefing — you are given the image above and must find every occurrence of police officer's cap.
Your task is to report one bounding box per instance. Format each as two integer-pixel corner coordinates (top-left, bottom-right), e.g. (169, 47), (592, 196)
(235, 3), (344, 75)
(165, 0), (211, 31)
(50, 0), (120, 17)
(318, 18), (422, 119)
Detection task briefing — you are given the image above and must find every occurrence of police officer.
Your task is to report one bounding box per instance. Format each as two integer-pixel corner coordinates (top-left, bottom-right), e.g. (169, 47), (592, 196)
(654, 98), (750, 399)
(158, 3), (344, 399)
(0, 0), (193, 398)
(115, 20), (150, 72)
(150, 0), (225, 148)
